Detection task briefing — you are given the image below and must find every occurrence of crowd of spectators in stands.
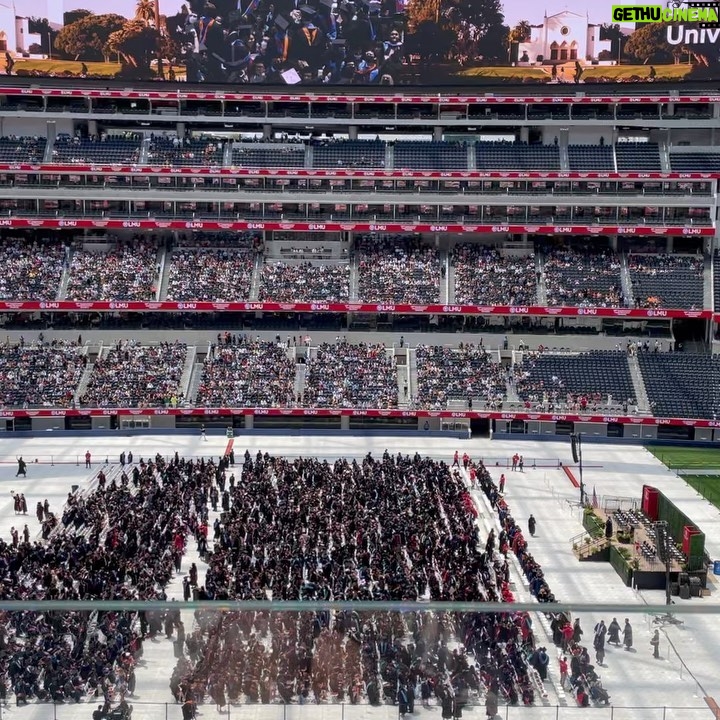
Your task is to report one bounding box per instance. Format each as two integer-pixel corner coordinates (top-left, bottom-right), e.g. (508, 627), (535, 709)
(543, 248), (623, 307)
(0, 453), (218, 711)
(196, 339), (296, 407)
(146, 137), (224, 167)
(0, 237), (67, 300)
(259, 262), (350, 302)
(453, 246), (537, 306)
(0, 135), (45, 163)
(303, 341), (397, 408)
(66, 239), (159, 301)
(357, 236), (440, 304)
(172, 450), (546, 710)
(166, 248), (255, 302)
(415, 344), (507, 410)
(79, 341), (187, 407)
(0, 340), (86, 407)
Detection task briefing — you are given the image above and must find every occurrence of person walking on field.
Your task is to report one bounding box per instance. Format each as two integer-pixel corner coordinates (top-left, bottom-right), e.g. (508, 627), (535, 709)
(559, 656), (568, 689)
(623, 619), (633, 650)
(528, 515), (536, 537)
(16, 457), (26, 477)
(85, 450), (91, 469)
(499, 474), (506, 493)
(651, 629), (660, 659)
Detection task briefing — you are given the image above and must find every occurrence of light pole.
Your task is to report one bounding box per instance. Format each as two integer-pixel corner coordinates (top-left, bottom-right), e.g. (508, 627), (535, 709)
(571, 433), (585, 505)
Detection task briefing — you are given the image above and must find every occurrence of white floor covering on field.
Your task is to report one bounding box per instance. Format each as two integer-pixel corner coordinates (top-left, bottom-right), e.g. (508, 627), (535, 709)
(0, 434), (717, 720)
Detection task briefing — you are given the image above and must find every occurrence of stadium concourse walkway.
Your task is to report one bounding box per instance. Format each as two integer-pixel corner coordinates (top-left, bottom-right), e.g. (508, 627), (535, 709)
(0, 328), (632, 353)
(0, 435), (715, 720)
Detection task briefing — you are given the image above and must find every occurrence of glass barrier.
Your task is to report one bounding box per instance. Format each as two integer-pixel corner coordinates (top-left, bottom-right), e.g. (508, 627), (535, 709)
(0, 603), (714, 720)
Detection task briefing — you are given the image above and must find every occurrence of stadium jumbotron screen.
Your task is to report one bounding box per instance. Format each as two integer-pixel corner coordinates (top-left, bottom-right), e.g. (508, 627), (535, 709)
(3, 0), (719, 85)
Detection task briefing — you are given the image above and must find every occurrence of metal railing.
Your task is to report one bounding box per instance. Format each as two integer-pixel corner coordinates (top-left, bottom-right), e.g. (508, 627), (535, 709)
(2, 701), (714, 720)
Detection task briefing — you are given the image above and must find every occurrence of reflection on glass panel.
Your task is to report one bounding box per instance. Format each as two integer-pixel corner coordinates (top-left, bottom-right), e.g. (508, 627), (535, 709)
(0, 447), (714, 720)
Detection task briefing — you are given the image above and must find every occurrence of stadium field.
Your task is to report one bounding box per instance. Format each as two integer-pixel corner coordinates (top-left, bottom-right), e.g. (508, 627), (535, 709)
(648, 446), (720, 508)
(648, 445), (720, 471)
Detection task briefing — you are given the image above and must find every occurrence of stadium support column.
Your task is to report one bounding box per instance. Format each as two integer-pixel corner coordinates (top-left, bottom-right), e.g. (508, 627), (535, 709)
(45, 121), (56, 158)
(177, 122), (185, 139)
(88, 120), (98, 137)
(263, 125), (272, 140)
(519, 127), (529, 144)
(433, 127), (442, 142)
(349, 126), (358, 140)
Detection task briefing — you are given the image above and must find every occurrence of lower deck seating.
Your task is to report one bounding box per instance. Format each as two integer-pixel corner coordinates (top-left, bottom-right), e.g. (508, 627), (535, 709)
(515, 351), (635, 409)
(637, 352), (720, 419)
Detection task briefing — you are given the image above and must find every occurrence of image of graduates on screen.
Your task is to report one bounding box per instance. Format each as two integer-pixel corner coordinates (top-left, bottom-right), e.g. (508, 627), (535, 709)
(6, 0), (720, 85)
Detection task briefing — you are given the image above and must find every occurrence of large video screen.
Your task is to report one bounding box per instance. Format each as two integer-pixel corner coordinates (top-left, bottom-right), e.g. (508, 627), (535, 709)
(3, 0), (718, 85)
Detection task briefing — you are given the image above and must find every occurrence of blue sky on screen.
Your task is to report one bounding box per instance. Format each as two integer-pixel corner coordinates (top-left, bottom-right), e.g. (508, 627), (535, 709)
(52, 0), (638, 28)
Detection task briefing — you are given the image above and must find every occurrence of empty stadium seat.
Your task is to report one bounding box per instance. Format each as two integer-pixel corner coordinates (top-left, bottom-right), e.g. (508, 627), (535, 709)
(638, 353), (720, 419)
(475, 142), (560, 171)
(628, 254), (704, 309)
(516, 351), (636, 407)
(312, 140), (385, 168)
(394, 141), (468, 170)
(615, 143), (661, 171)
(0, 136), (46, 163)
(567, 145), (614, 171)
(231, 145), (305, 168)
(669, 153), (720, 172)
(52, 135), (141, 164)
(147, 137), (224, 167)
